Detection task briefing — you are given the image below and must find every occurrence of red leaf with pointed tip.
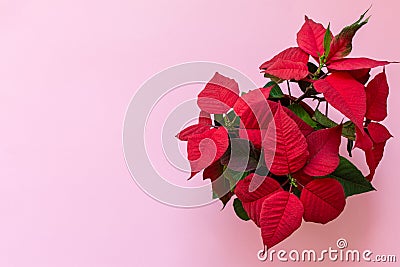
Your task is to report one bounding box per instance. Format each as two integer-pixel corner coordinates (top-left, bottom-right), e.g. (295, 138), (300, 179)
(327, 58), (390, 70)
(177, 111), (213, 141)
(365, 122), (392, 181)
(197, 72), (239, 114)
(235, 174), (282, 227)
(263, 104), (309, 175)
(368, 122), (392, 144)
(267, 100), (314, 136)
(233, 88), (274, 148)
(260, 47), (309, 69)
(354, 119), (390, 153)
(365, 71), (389, 121)
(328, 38), (352, 62)
(260, 191), (304, 248)
(235, 174), (282, 202)
(347, 69), (371, 84)
(189, 172), (198, 179)
(300, 178), (346, 224)
(233, 88), (273, 130)
(187, 127), (229, 173)
(234, 90), (313, 137)
(313, 72), (366, 131)
(260, 47), (309, 80)
(354, 127), (373, 151)
(237, 101), (313, 149)
(332, 69), (370, 85)
(203, 160), (223, 182)
(296, 16), (330, 58)
(365, 142), (386, 181)
(263, 60), (309, 81)
(177, 124), (211, 141)
(203, 160), (233, 206)
(303, 125), (342, 176)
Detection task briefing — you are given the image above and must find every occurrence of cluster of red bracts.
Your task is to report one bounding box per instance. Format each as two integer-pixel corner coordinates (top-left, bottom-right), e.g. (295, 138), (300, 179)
(176, 11), (393, 248)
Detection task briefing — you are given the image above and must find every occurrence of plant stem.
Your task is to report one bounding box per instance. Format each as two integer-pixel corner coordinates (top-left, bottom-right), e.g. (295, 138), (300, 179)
(313, 56), (326, 79)
(314, 66), (322, 79)
(287, 80), (292, 104)
(294, 84), (313, 103)
(325, 102), (329, 116)
(310, 96), (325, 101)
(316, 99), (321, 110)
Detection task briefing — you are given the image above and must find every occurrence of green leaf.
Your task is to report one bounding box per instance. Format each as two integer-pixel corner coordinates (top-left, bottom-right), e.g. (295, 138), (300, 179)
(233, 198), (250, 221)
(221, 138), (259, 172)
(342, 121), (355, 140)
(264, 81), (275, 87)
(314, 110), (356, 140)
(264, 73), (282, 83)
(354, 6), (371, 25)
(264, 81), (284, 98)
(226, 110), (236, 121)
(313, 109), (337, 128)
(319, 156), (375, 197)
(313, 109), (356, 141)
(214, 114), (224, 126)
(255, 165), (269, 176)
(226, 110), (240, 128)
(211, 176), (234, 208)
(323, 23), (332, 60)
(223, 168), (249, 190)
(211, 175), (231, 197)
(288, 103), (317, 128)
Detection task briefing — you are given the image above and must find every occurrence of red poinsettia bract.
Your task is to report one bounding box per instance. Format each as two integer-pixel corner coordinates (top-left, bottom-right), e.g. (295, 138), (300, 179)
(176, 9), (394, 249)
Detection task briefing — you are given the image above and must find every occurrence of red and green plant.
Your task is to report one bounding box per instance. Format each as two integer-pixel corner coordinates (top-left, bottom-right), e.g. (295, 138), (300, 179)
(177, 9), (394, 249)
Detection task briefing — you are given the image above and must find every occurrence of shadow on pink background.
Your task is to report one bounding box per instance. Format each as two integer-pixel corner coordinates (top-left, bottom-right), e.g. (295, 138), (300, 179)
(0, 0), (399, 266)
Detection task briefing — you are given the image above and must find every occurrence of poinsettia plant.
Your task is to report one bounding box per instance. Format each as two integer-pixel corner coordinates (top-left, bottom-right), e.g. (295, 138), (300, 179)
(177, 9), (394, 249)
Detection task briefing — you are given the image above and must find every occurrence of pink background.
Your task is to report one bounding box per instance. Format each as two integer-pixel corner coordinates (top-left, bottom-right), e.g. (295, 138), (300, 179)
(0, 0), (399, 266)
